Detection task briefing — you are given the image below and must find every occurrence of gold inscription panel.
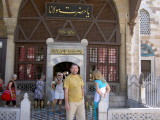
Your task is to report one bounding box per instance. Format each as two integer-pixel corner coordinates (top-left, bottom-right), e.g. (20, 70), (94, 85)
(50, 49), (84, 55)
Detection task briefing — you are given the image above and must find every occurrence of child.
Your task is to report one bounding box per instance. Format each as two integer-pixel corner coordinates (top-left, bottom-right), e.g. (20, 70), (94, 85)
(34, 75), (45, 109)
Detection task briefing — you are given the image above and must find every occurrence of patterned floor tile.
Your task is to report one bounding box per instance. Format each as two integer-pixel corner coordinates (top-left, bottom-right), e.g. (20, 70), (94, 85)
(31, 107), (93, 120)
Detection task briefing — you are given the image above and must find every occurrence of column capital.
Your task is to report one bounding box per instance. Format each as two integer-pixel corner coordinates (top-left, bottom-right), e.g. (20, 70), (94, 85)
(3, 18), (17, 34)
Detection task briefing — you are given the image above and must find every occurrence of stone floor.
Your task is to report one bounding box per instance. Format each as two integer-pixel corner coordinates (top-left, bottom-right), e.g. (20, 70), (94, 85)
(30, 106), (93, 120)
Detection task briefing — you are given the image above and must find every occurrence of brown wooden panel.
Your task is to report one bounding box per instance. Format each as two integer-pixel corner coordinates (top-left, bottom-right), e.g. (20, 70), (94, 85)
(15, 0), (120, 44)
(141, 60), (151, 79)
(20, 0), (39, 17)
(14, 0), (121, 82)
(20, 19), (39, 38)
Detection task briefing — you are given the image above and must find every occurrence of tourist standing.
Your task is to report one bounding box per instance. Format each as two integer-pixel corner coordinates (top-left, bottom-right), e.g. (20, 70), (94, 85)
(34, 75), (45, 109)
(5, 74), (18, 107)
(92, 70), (110, 120)
(64, 64), (85, 120)
(53, 72), (64, 111)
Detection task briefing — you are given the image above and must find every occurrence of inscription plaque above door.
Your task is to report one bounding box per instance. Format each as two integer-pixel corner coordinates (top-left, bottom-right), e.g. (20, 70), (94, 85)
(50, 49), (84, 55)
(57, 28), (76, 36)
(45, 3), (92, 18)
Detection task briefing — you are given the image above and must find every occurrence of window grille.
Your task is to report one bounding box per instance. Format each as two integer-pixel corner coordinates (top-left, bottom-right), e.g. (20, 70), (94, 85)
(15, 44), (46, 80)
(140, 9), (150, 35)
(87, 45), (119, 82)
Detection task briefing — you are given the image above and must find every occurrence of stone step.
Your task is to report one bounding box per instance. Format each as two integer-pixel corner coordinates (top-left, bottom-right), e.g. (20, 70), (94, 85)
(86, 94), (126, 108)
(109, 94), (126, 108)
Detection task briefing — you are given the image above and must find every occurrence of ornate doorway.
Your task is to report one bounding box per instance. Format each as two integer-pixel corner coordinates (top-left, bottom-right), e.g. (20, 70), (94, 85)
(45, 38), (88, 97)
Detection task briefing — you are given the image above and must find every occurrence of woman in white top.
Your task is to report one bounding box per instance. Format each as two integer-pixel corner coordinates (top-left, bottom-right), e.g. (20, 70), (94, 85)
(53, 72), (64, 111)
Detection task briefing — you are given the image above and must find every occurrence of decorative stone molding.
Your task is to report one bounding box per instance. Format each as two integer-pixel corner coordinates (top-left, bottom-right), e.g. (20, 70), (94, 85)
(129, 0), (141, 35)
(46, 38), (54, 43)
(46, 39), (88, 98)
(3, 18), (17, 34)
(52, 56), (83, 67)
(128, 22), (136, 35)
(81, 39), (88, 47)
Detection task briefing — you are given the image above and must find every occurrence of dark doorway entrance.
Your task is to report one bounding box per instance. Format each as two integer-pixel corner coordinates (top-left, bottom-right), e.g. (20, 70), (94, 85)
(0, 38), (7, 81)
(53, 62), (80, 77)
(141, 60), (151, 79)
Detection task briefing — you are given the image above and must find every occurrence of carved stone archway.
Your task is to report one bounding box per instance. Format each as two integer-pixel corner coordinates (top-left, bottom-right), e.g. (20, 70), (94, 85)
(45, 38), (88, 97)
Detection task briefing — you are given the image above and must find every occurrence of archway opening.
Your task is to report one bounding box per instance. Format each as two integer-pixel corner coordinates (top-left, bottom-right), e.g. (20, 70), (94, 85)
(53, 62), (80, 78)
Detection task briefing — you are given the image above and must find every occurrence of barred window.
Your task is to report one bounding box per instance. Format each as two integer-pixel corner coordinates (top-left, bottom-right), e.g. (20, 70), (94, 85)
(15, 44), (46, 80)
(87, 45), (119, 82)
(140, 9), (150, 35)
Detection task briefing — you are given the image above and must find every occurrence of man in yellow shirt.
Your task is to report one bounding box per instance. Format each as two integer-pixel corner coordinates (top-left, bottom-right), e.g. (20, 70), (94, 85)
(64, 64), (85, 120)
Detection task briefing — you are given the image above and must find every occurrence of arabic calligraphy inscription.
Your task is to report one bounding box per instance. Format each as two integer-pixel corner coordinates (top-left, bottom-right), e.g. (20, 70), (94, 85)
(57, 28), (76, 36)
(50, 49), (84, 55)
(46, 3), (92, 18)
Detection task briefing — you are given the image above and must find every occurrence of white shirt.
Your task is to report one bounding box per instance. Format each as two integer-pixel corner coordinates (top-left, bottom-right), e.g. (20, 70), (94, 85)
(55, 79), (64, 93)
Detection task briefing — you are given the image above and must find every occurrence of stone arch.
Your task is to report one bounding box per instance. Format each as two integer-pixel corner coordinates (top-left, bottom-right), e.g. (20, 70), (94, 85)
(139, 3), (154, 18)
(140, 9), (150, 16)
(113, 0), (128, 33)
(51, 56), (83, 67)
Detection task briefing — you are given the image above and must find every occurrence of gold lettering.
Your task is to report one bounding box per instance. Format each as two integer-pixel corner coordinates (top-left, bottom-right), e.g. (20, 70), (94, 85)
(49, 6), (53, 13)
(50, 49), (83, 55)
(47, 4), (91, 18)
(86, 7), (90, 18)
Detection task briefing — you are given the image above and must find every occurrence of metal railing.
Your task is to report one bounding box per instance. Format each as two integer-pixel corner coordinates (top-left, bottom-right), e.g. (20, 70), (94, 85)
(16, 81), (36, 93)
(145, 74), (160, 107)
(127, 73), (160, 108)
